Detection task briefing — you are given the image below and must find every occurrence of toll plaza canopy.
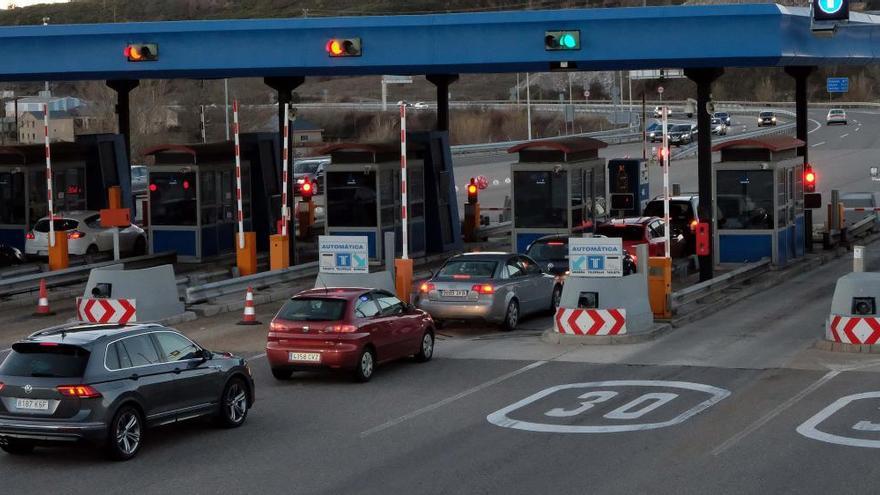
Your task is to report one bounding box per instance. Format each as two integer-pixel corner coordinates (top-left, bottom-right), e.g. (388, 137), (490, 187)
(0, 4), (879, 81)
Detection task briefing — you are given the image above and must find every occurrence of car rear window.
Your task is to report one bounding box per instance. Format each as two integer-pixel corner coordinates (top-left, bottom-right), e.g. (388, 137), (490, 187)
(277, 298), (347, 322)
(644, 201), (694, 221)
(596, 225), (645, 241)
(760, 112), (774, 117)
(830, 110), (844, 115)
(527, 241), (568, 261)
(34, 219), (79, 233)
(0, 343), (90, 378)
(438, 260), (498, 279)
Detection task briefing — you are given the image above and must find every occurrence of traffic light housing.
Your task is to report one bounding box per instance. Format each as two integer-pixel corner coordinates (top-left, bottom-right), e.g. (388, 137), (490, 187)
(124, 43), (159, 62)
(804, 164), (817, 193)
(326, 38), (362, 57)
(812, 0), (849, 22)
(467, 178), (478, 205)
(657, 146), (669, 166)
(696, 222), (711, 256)
(544, 30), (580, 51)
(300, 180), (314, 200)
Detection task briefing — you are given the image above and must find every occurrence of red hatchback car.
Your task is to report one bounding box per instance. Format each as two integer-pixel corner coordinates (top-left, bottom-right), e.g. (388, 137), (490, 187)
(266, 288), (435, 382)
(596, 217), (686, 259)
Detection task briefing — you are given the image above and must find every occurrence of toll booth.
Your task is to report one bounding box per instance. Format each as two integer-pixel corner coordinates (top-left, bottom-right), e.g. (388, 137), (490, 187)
(607, 158), (649, 217)
(321, 143), (426, 260)
(145, 133), (281, 262)
(0, 134), (131, 249)
(712, 136), (806, 266)
(507, 137), (608, 253)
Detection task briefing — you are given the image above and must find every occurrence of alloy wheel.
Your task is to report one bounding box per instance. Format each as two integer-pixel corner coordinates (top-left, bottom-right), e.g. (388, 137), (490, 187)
(225, 382), (248, 424)
(116, 411), (141, 456)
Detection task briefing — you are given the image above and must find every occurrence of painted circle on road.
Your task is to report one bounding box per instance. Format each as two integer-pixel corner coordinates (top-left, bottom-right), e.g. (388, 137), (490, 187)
(798, 391), (880, 448)
(817, 0), (844, 15)
(487, 380), (730, 433)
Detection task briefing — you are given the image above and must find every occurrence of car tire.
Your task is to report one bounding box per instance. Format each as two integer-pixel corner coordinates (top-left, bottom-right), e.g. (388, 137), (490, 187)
(106, 405), (143, 461)
(433, 319), (447, 329)
(132, 236), (146, 256)
(271, 368), (293, 380)
(86, 244), (99, 256)
(414, 330), (434, 363)
(353, 347), (376, 382)
(501, 299), (519, 332)
(0, 438), (35, 456)
(550, 285), (563, 311)
(216, 378), (249, 428)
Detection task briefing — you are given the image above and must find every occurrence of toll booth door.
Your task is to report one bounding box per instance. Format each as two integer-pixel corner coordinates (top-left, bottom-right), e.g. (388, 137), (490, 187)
(0, 169), (26, 249)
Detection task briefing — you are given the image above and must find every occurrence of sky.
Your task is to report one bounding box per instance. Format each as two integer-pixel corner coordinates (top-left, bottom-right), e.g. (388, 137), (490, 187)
(2, 0), (69, 9)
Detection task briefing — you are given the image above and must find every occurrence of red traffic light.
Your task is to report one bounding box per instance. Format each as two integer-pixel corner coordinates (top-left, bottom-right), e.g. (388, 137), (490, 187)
(124, 43), (158, 62)
(326, 38), (362, 57)
(301, 180), (314, 198)
(804, 164), (817, 193)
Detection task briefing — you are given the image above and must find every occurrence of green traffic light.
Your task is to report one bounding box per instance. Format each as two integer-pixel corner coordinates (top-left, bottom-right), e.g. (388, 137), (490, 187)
(545, 30), (580, 51)
(560, 33), (577, 49)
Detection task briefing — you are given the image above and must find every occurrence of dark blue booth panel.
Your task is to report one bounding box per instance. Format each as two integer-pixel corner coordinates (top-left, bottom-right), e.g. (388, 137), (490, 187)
(0, 228), (25, 250)
(516, 233), (552, 254)
(152, 230), (197, 258)
(218, 223), (235, 255)
(201, 226), (220, 258)
(719, 234), (772, 263)
(795, 216), (805, 258)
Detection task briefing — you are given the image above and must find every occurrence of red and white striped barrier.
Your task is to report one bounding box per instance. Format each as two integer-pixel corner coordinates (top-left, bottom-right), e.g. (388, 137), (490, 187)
(280, 104), (290, 237)
(843, 208), (880, 212)
(233, 99), (245, 249)
(77, 298), (137, 324)
(827, 315), (880, 345)
(399, 103), (409, 259)
(555, 308), (627, 336)
(43, 103), (55, 247)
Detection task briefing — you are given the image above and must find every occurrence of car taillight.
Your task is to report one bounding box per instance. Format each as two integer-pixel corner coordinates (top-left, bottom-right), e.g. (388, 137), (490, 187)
(67, 230), (85, 240)
(452, 274), (470, 280)
(57, 385), (102, 399)
(269, 321), (285, 333)
(0, 382), (4, 393)
(472, 284), (494, 295)
(328, 325), (358, 333)
(25, 232), (34, 240)
(420, 282), (435, 293)
(690, 220), (698, 232)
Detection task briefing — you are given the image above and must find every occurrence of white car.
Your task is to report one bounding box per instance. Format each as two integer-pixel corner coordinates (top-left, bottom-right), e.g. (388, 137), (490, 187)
(826, 108), (847, 125)
(25, 211), (147, 258)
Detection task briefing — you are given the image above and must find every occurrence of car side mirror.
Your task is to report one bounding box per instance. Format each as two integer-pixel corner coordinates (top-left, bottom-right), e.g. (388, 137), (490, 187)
(199, 349), (212, 361)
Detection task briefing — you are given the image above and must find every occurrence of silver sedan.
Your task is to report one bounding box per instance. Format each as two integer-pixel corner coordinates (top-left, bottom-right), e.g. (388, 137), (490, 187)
(414, 253), (561, 331)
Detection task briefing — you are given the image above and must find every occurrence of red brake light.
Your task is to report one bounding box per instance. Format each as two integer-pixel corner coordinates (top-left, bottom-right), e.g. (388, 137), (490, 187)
(472, 284), (494, 295)
(67, 230), (85, 240)
(0, 382), (4, 393)
(420, 282), (435, 293)
(546, 242), (565, 246)
(329, 324), (357, 333)
(25, 232), (35, 240)
(690, 220), (698, 232)
(39, 342), (59, 346)
(57, 385), (102, 399)
(183, 180), (191, 190)
(453, 274), (471, 280)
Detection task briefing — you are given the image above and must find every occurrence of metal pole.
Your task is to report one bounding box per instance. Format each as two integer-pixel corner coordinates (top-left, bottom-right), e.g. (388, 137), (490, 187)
(382, 80), (387, 112)
(662, 106), (670, 259)
(642, 92), (647, 160)
(43, 103), (54, 247)
(199, 104), (206, 143)
(224, 79), (230, 141)
(280, 104), (290, 238)
(233, 100), (244, 249)
(399, 102), (409, 260)
(568, 72), (573, 106)
(526, 73), (532, 141)
(516, 73), (520, 104)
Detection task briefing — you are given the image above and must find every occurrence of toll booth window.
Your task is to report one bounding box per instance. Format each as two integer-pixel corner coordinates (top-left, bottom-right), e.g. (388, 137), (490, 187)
(150, 172), (197, 226)
(379, 169), (399, 227)
(0, 171), (25, 224)
(513, 171), (567, 229)
(571, 170), (586, 228)
(716, 170), (774, 230)
(593, 168), (607, 220)
(221, 171), (235, 222)
(28, 170), (47, 227)
(326, 172), (377, 227)
(408, 168), (425, 220)
(200, 171), (219, 225)
(54, 168), (86, 212)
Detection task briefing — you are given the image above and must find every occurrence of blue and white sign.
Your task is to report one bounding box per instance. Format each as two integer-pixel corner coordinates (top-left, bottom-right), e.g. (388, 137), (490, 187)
(569, 237), (623, 278)
(817, 0), (844, 15)
(318, 236), (369, 274)
(827, 77), (849, 93)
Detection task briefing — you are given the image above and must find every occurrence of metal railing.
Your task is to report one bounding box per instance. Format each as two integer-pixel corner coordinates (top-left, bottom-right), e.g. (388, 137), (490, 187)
(671, 258), (771, 311)
(185, 262), (319, 304)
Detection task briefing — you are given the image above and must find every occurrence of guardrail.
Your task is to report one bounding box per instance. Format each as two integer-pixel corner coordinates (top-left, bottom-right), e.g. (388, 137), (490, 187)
(671, 258), (771, 312)
(473, 221), (513, 239)
(451, 124), (640, 155)
(185, 261), (319, 304)
(0, 251), (178, 299)
(843, 216), (877, 246)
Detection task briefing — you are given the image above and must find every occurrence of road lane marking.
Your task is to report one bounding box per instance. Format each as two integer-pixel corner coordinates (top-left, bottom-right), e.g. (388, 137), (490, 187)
(841, 133), (849, 139)
(248, 353), (266, 360)
(359, 360), (547, 437)
(798, 391), (880, 448)
(711, 370), (840, 456)
(808, 119), (822, 134)
(812, 142), (826, 148)
(856, 127), (862, 132)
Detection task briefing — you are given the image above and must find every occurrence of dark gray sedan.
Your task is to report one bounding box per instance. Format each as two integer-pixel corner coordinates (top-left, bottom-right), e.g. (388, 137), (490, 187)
(415, 253), (561, 331)
(0, 323), (254, 460)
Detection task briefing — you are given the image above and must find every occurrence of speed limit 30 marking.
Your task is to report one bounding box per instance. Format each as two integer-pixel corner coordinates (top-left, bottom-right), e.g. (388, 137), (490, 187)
(487, 380), (731, 433)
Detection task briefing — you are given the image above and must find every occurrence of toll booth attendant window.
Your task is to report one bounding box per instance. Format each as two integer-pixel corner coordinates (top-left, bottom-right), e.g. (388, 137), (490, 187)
(379, 169), (399, 227)
(408, 168), (425, 220)
(570, 169), (586, 228)
(28, 170), (48, 226)
(0, 172), (25, 224)
(150, 172), (197, 226)
(221, 171), (235, 222)
(327, 172), (377, 227)
(715, 170), (774, 230)
(55, 168), (86, 212)
(200, 171), (219, 225)
(513, 171), (567, 228)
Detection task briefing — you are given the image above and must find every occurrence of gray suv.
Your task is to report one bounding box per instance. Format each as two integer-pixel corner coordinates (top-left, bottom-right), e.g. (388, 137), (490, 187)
(0, 323), (255, 460)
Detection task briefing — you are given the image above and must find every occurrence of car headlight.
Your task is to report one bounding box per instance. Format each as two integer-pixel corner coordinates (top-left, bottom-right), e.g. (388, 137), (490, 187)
(771, 117), (776, 121)
(649, 132), (655, 138)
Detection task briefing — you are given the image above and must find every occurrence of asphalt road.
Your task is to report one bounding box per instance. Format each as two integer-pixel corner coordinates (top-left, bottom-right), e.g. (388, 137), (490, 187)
(2, 234), (880, 494)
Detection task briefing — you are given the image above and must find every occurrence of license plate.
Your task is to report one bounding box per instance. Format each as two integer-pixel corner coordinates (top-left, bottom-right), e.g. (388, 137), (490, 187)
(15, 398), (49, 411)
(38, 250), (48, 256)
(289, 352), (321, 363)
(441, 290), (469, 297)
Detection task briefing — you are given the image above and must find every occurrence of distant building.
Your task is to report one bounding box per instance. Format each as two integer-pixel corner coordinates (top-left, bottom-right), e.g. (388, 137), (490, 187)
(4, 95), (83, 116)
(292, 119), (324, 145)
(18, 111), (75, 144)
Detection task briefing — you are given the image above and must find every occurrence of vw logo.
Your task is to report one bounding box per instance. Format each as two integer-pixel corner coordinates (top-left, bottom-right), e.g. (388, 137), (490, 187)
(303, 326), (310, 333)
(23, 385), (32, 394)
(818, 0), (843, 15)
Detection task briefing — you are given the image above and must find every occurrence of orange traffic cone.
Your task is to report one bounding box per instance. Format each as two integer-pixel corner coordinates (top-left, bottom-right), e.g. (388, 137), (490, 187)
(237, 286), (261, 325)
(33, 279), (55, 316)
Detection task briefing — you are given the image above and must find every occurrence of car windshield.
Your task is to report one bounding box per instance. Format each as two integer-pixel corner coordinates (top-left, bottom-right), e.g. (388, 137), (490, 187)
(277, 298), (347, 322)
(644, 201), (694, 222)
(596, 224), (645, 241)
(0, 343), (90, 378)
(526, 241), (568, 261)
(715, 113), (729, 118)
(438, 260), (498, 279)
(760, 112), (774, 117)
(671, 125), (691, 132)
(294, 161), (322, 174)
(33, 219), (79, 233)
(711, 119), (721, 125)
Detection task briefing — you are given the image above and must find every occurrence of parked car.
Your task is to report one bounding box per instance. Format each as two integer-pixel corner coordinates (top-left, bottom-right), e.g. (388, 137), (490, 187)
(293, 158), (330, 194)
(0, 244), (25, 268)
(644, 195), (700, 256)
(0, 323), (254, 460)
(25, 211), (147, 258)
(647, 121), (670, 143)
(757, 111), (777, 127)
(711, 118), (728, 136)
(525, 234), (637, 277)
(713, 112), (732, 126)
(596, 217), (687, 259)
(826, 108), (847, 125)
(130, 165), (148, 195)
(267, 288), (434, 382)
(415, 252), (561, 331)
(668, 124), (697, 146)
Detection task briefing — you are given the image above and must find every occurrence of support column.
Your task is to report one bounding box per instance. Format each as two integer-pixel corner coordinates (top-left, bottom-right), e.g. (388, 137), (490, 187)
(426, 74), (459, 132)
(785, 66), (816, 253)
(106, 80), (139, 158)
(685, 68), (724, 282)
